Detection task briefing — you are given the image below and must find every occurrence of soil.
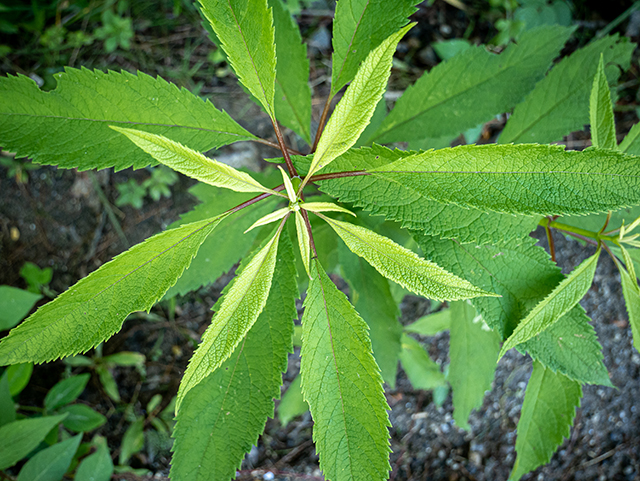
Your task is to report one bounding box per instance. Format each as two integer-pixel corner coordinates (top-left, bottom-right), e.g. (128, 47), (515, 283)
(1, 1), (640, 480)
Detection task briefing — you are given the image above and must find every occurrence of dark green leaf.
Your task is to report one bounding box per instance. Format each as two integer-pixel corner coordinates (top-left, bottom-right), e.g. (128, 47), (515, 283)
(17, 434), (82, 481)
(44, 374), (90, 411)
(59, 404), (107, 432)
(0, 374), (16, 427)
(0, 286), (42, 331)
(119, 418), (144, 465)
(75, 438), (114, 481)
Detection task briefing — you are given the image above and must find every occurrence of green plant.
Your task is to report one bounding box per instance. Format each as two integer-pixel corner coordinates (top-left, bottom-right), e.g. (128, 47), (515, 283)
(116, 165), (179, 209)
(94, 1), (134, 53)
(1, 1), (640, 480)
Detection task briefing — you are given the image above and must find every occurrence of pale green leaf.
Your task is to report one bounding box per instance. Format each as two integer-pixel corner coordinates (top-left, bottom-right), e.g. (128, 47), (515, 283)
(620, 122), (640, 155)
(500, 35), (634, 144)
(0, 286), (41, 331)
(279, 165), (297, 202)
(417, 234), (610, 385)
(404, 309), (450, 336)
(553, 205), (640, 242)
(44, 373), (90, 411)
(300, 202), (355, 217)
(0, 414), (67, 471)
(339, 244), (403, 388)
(307, 24), (414, 180)
(330, 0), (419, 96)
(244, 207), (289, 233)
(295, 211), (312, 278)
(371, 26), (574, 143)
(589, 55), (617, 150)
(278, 374), (308, 426)
(448, 301), (500, 430)
(0, 68), (254, 171)
(370, 143), (640, 216)
(111, 127), (283, 196)
(614, 257), (640, 352)
(318, 214), (494, 301)
(177, 226), (283, 410)
(75, 439), (113, 481)
(510, 361), (581, 481)
(199, 0), (277, 117)
(500, 246), (601, 357)
(301, 258), (391, 481)
(399, 334), (446, 390)
(0, 215), (226, 365)
(172, 233), (297, 480)
(270, 0), (312, 142)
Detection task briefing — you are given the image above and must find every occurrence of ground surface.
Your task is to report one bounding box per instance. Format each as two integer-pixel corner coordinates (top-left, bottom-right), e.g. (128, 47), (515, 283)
(1, 1), (640, 480)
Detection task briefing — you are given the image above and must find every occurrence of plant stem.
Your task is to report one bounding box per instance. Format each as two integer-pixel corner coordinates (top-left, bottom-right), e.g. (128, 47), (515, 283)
(271, 118), (298, 177)
(301, 208), (318, 258)
(312, 95), (333, 153)
(545, 220), (556, 262)
(226, 185), (286, 216)
(541, 218), (619, 245)
(308, 170), (369, 182)
(252, 137), (304, 156)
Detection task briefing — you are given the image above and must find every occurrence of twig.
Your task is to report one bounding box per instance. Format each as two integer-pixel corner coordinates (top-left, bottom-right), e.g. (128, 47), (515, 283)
(271, 118), (298, 177)
(252, 137), (304, 156)
(545, 218), (556, 262)
(312, 96), (333, 153)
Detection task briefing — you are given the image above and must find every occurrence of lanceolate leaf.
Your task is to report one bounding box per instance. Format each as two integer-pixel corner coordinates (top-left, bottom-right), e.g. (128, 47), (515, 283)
(339, 244), (403, 388)
(404, 309), (451, 336)
(614, 258), (640, 352)
(499, 246), (601, 357)
(370, 143), (640, 216)
(17, 433), (82, 481)
(295, 211), (312, 278)
(399, 334), (446, 390)
(0, 216), (227, 365)
(177, 225), (283, 409)
(371, 26), (574, 144)
(417, 234), (610, 385)
(270, 0), (312, 143)
(0, 68), (254, 171)
(319, 214), (493, 301)
(301, 259), (391, 481)
(500, 35), (634, 144)
(307, 24), (414, 180)
(620, 122), (640, 155)
(589, 55), (617, 150)
(111, 127), (283, 196)
(199, 0), (277, 117)
(510, 362), (581, 481)
(330, 0), (420, 97)
(172, 233), (297, 481)
(448, 301), (500, 430)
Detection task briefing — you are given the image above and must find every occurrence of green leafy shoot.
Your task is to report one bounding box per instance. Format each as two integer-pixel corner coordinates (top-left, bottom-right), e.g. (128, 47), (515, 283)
(589, 54), (617, 150)
(499, 245), (601, 358)
(620, 122), (640, 155)
(295, 210), (312, 278)
(612, 249), (640, 352)
(244, 207), (290, 233)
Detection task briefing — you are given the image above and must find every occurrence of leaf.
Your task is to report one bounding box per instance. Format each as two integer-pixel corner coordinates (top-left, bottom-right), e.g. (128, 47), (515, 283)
(119, 418), (144, 465)
(111, 127), (282, 196)
(199, 0), (277, 117)
(0, 414), (67, 471)
(0, 374), (16, 428)
(177, 226), (283, 410)
(370, 143), (640, 216)
(44, 373), (90, 411)
(171, 232), (297, 481)
(102, 352), (145, 367)
(399, 334), (446, 390)
(278, 374), (309, 426)
(448, 301), (501, 430)
(620, 122), (640, 155)
(0, 68), (254, 171)
(339, 244), (403, 388)
(295, 211), (312, 278)
(313, 145), (538, 244)
(301, 259), (391, 481)
(318, 214), (493, 301)
(306, 24), (414, 180)
(330, 0), (420, 96)
(404, 309), (451, 336)
(499, 246), (601, 357)
(96, 367), (120, 403)
(510, 361), (581, 481)
(270, 0), (312, 143)
(589, 54), (617, 150)
(0, 286), (42, 331)
(75, 439), (114, 481)
(59, 404), (107, 432)
(500, 35), (634, 144)
(371, 26), (574, 143)
(300, 202), (355, 217)
(417, 234), (610, 385)
(4, 363), (33, 396)
(0, 215), (226, 365)
(17, 434), (82, 481)
(244, 207), (290, 232)
(614, 257), (640, 352)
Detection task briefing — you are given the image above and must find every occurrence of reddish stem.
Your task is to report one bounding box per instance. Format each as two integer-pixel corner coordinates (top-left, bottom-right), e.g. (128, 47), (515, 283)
(545, 220), (556, 263)
(311, 96), (333, 153)
(271, 118), (298, 177)
(252, 137), (304, 156)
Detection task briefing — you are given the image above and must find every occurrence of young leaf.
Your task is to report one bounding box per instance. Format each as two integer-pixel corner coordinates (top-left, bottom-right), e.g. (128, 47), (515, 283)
(119, 418), (144, 465)
(198, 0), (277, 118)
(0, 215), (227, 365)
(301, 258), (391, 481)
(0, 414), (67, 470)
(17, 433), (82, 481)
(111, 127), (284, 197)
(295, 211), (312, 278)
(448, 301), (500, 430)
(0, 286), (42, 331)
(371, 26), (574, 143)
(75, 439), (113, 481)
(300, 202), (355, 217)
(44, 373), (90, 411)
(589, 55), (617, 150)
(306, 24), (414, 181)
(339, 244), (403, 388)
(318, 214), (494, 301)
(404, 309), (451, 336)
(370, 143), (640, 216)
(500, 35), (634, 144)
(330, 0), (420, 96)
(620, 122), (640, 155)
(0, 69), (254, 171)
(278, 374), (309, 426)
(398, 334), (446, 390)
(244, 207), (290, 233)
(270, 0), (312, 143)
(59, 404), (107, 432)
(499, 246), (601, 357)
(171, 233), (297, 481)
(614, 256), (640, 352)
(510, 362), (581, 481)
(177, 225), (283, 409)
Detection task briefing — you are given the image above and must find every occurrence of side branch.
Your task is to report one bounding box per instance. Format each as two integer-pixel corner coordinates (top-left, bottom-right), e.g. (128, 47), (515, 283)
(252, 137), (304, 156)
(271, 118), (299, 177)
(311, 96), (333, 153)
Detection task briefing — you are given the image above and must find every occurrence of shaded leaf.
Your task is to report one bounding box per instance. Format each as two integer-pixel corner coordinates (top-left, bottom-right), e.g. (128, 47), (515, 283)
(0, 374), (16, 428)
(0, 286), (42, 331)
(399, 334), (446, 391)
(59, 404), (107, 432)
(620, 122), (640, 155)
(404, 309), (450, 336)
(614, 255), (640, 352)
(278, 374), (308, 426)
(17, 434), (82, 481)
(0, 414), (67, 470)
(44, 373), (90, 411)
(119, 418), (144, 465)
(75, 438), (113, 481)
